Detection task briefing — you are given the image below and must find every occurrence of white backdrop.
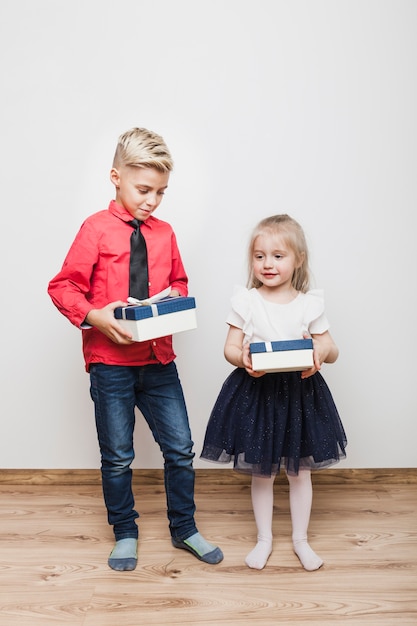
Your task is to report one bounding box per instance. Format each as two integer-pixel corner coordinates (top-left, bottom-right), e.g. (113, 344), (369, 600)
(0, 0), (415, 470)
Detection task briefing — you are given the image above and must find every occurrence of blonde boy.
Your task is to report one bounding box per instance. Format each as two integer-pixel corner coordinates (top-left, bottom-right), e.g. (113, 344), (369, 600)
(48, 128), (223, 570)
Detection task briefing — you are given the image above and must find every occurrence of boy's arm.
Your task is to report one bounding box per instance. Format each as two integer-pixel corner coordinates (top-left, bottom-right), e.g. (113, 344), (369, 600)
(48, 223), (135, 343)
(48, 222), (99, 328)
(167, 230), (188, 296)
(49, 262), (134, 344)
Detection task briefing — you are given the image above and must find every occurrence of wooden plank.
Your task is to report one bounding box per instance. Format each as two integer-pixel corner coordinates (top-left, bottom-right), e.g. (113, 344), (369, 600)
(0, 467), (416, 485)
(0, 482), (416, 625)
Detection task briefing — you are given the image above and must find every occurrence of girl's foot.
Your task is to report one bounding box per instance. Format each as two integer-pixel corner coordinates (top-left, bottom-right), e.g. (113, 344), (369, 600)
(293, 539), (323, 571)
(245, 538), (272, 570)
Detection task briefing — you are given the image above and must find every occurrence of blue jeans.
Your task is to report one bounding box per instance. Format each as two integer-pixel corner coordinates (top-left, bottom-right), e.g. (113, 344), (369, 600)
(89, 361), (197, 542)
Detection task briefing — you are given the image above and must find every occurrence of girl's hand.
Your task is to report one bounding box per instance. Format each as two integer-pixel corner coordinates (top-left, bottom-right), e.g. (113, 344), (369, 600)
(85, 301), (135, 344)
(224, 326), (265, 377)
(301, 331), (339, 379)
(242, 342), (265, 378)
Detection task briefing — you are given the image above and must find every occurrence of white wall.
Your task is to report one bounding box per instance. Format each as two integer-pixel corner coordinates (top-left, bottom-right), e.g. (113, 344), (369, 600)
(1, 0), (415, 470)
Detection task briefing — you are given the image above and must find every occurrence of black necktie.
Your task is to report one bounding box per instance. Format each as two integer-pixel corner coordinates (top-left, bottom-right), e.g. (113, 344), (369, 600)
(128, 219), (149, 300)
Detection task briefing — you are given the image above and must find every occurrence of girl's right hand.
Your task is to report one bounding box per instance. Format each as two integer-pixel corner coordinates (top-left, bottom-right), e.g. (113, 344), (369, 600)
(224, 326), (265, 376)
(242, 343), (266, 378)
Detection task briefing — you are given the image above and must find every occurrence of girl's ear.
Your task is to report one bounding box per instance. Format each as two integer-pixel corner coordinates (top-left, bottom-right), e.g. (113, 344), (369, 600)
(295, 251), (305, 268)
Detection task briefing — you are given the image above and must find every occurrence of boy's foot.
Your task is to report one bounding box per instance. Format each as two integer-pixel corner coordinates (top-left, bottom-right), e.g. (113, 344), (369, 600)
(108, 538), (138, 571)
(172, 532), (223, 564)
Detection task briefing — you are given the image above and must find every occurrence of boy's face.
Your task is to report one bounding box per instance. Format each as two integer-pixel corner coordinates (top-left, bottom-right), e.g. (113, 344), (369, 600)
(110, 165), (170, 221)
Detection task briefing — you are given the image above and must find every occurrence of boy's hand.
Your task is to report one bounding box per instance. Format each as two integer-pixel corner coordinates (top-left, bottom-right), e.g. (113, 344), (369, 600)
(85, 302), (135, 344)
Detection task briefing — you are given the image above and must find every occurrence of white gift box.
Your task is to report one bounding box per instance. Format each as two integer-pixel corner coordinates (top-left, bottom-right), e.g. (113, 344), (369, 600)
(249, 339), (314, 372)
(114, 296), (197, 342)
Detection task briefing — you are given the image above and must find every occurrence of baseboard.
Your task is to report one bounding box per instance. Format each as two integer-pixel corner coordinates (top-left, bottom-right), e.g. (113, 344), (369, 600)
(0, 468), (416, 485)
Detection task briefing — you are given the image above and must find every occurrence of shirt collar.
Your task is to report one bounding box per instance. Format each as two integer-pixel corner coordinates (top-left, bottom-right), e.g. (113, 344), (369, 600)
(108, 200), (134, 223)
(108, 200), (156, 229)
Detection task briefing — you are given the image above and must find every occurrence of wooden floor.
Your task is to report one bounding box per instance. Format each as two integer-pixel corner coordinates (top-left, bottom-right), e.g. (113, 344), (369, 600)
(0, 470), (416, 625)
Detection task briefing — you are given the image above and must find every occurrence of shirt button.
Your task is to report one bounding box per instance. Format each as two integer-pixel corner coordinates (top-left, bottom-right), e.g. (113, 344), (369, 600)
(153, 341), (157, 346)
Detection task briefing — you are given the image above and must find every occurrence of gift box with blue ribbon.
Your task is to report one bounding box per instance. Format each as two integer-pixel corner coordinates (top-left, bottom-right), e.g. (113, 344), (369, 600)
(114, 296), (197, 342)
(249, 338), (314, 372)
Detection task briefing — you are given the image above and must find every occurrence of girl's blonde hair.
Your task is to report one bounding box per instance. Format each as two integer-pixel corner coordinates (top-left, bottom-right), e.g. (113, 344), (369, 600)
(113, 127), (174, 172)
(247, 214), (310, 292)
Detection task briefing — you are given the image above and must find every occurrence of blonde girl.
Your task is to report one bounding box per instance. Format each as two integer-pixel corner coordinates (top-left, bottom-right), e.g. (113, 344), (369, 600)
(201, 215), (346, 571)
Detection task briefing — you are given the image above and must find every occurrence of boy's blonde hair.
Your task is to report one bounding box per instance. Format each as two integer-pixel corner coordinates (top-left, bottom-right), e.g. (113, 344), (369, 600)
(113, 127), (174, 172)
(248, 214), (310, 293)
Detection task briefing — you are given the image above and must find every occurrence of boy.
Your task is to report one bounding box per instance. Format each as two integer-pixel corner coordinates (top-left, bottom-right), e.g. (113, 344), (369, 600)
(48, 127), (223, 571)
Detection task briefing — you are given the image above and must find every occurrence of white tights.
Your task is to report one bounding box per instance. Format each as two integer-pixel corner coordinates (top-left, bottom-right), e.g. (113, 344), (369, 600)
(245, 470), (323, 571)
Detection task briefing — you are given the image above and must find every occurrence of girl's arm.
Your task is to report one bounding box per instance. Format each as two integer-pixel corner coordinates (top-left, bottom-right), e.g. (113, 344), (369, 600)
(224, 325), (265, 377)
(301, 330), (339, 379)
(224, 325), (246, 368)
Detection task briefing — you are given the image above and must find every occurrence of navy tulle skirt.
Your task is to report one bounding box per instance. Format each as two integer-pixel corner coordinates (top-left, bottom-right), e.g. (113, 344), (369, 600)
(200, 368), (347, 477)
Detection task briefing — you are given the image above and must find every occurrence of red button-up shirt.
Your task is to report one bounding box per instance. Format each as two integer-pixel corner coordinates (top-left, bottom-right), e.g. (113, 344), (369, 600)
(48, 200), (188, 371)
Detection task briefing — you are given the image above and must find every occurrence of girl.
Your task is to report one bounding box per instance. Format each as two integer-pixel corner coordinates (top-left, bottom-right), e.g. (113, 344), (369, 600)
(201, 214), (346, 571)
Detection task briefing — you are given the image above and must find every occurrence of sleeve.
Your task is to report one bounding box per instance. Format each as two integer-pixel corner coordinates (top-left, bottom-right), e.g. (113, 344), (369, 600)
(47, 220), (100, 328)
(168, 229), (188, 297)
(304, 289), (330, 335)
(226, 286), (254, 336)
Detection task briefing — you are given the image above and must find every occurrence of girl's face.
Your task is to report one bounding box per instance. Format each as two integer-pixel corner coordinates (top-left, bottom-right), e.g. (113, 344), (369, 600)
(252, 232), (301, 291)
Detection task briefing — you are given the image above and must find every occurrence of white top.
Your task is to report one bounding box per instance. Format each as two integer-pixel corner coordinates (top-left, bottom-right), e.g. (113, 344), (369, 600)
(226, 286), (330, 343)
